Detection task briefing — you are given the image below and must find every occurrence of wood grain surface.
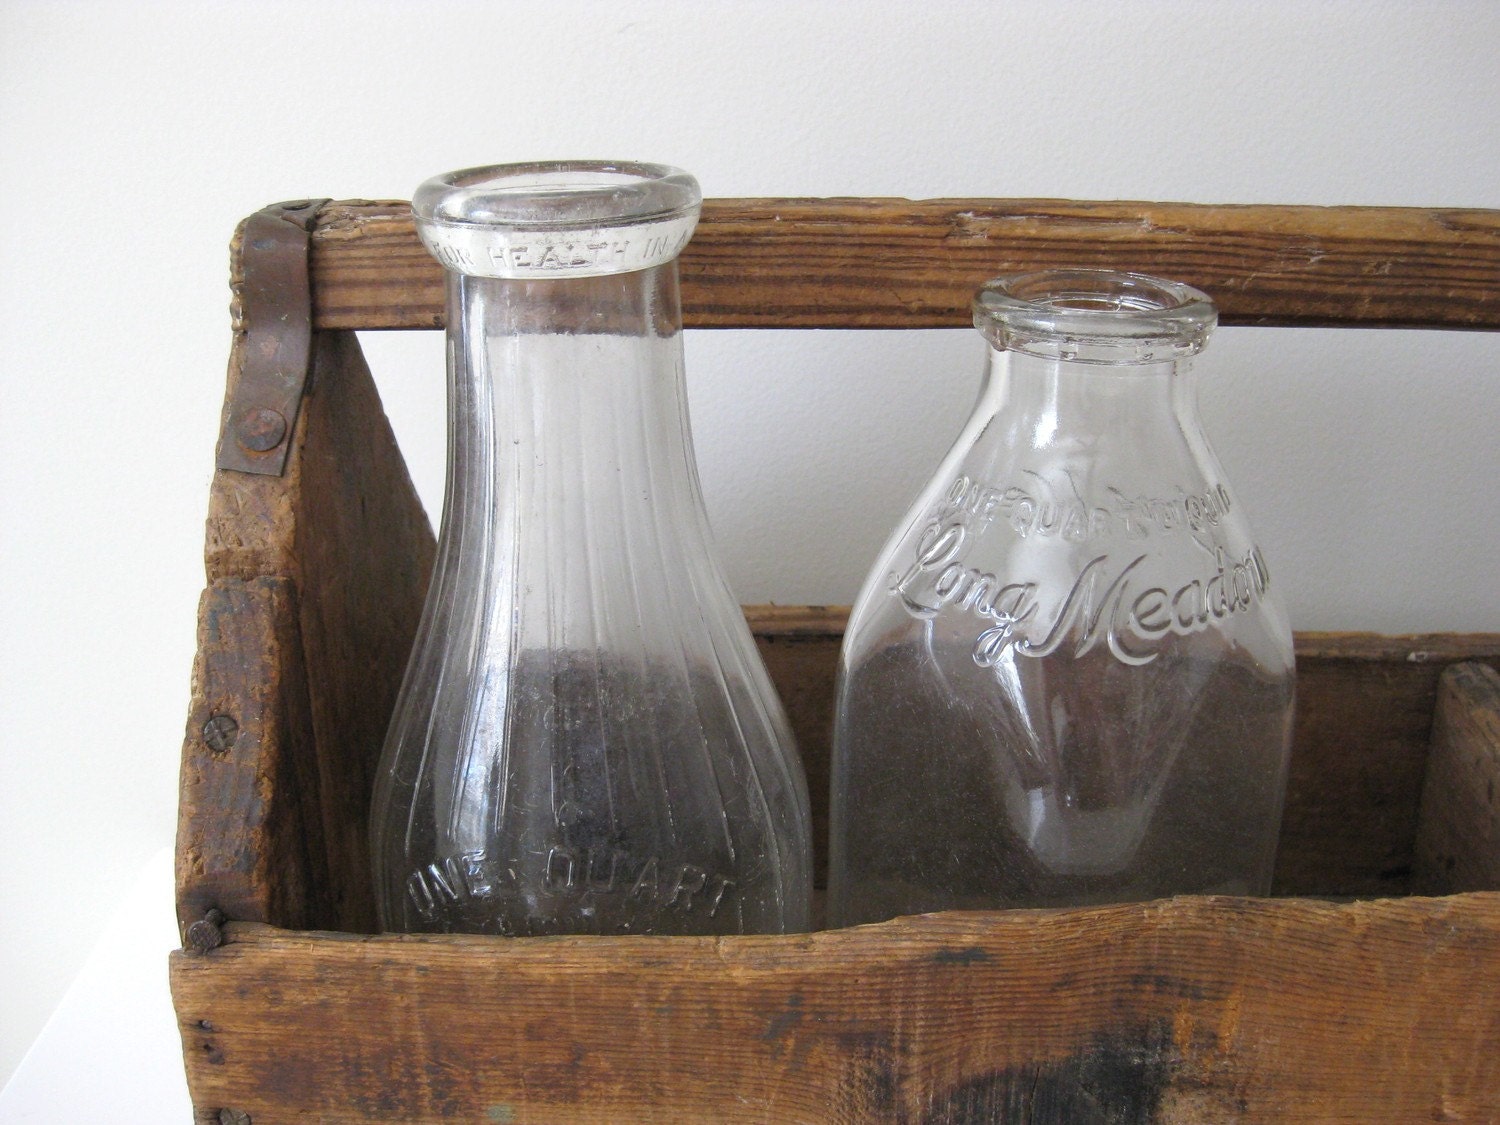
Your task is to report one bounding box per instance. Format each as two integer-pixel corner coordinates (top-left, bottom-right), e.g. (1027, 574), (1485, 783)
(176, 576), (325, 935)
(182, 328), (433, 937)
(281, 331), (435, 933)
(309, 198), (1500, 331)
(748, 612), (1500, 897)
(1415, 662), (1500, 893)
(171, 893), (1500, 1123)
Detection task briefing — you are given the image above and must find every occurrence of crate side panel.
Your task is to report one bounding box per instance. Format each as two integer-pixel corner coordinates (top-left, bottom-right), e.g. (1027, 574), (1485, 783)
(171, 894), (1500, 1123)
(755, 630), (840, 886)
(1273, 646), (1496, 896)
(1415, 662), (1500, 893)
(745, 613), (1500, 898)
(290, 330), (436, 934)
(176, 577), (328, 934)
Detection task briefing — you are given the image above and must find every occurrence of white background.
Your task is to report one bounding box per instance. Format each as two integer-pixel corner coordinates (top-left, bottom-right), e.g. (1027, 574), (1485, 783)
(3, 0), (1498, 1098)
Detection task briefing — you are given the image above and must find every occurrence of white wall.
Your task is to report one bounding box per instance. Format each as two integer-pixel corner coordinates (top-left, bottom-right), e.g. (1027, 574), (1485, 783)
(3, 0), (1497, 1086)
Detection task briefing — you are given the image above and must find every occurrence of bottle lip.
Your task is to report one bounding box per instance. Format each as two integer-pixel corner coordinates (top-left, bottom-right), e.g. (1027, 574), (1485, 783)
(974, 269), (1217, 363)
(413, 160), (701, 279)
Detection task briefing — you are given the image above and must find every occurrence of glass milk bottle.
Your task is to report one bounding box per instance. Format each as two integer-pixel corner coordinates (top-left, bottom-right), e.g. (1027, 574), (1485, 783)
(829, 270), (1295, 927)
(371, 161), (812, 936)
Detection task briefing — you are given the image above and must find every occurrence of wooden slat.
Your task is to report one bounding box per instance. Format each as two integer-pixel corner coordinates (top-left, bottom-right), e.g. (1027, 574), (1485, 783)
(748, 617), (1500, 897)
(1414, 662), (1500, 893)
(176, 576), (327, 935)
(171, 894), (1500, 1123)
(310, 198), (1500, 331)
(1276, 633), (1500, 896)
(284, 331), (436, 932)
(186, 329), (435, 935)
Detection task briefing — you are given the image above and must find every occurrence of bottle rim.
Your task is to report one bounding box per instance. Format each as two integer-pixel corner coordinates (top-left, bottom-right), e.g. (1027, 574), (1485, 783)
(414, 160), (700, 230)
(413, 160), (701, 279)
(974, 269), (1217, 362)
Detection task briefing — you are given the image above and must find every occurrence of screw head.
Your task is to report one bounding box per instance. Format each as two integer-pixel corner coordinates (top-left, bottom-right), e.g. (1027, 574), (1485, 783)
(202, 714), (239, 755)
(236, 407), (288, 453)
(219, 1110), (252, 1125)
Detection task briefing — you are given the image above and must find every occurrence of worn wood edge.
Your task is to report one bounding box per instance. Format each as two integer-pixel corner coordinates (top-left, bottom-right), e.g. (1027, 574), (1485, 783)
(1414, 662), (1500, 893)
(310, 196), (1500, 331)
(745, 603), (851, 635)
(1289, 630), (1500, 662)
(171, 892), (1500, 1122)
(744, 608), (1500, 662)
(195, 887), (1500, 953)
(192, 328), (435, 936)
(175, 576), (326, 937)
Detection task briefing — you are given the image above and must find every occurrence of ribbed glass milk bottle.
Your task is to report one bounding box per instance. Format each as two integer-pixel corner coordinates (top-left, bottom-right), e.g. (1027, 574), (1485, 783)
(370, 161), (812, 936)
(829, 270), (1295, 927)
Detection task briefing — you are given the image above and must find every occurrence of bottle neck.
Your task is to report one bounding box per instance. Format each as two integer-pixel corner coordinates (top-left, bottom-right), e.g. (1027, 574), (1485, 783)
(455, 263), (683, 339)
(437, 260), (711, 590)
(449, 262), (692, 460)
(980, 345), (1198, 446)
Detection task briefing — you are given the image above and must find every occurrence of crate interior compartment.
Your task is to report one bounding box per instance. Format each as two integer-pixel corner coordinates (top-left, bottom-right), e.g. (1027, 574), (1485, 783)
(173, 197), (1500, 1123)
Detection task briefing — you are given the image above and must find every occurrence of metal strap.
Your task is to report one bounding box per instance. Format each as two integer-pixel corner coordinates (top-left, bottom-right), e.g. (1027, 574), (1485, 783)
(215, 199), (330, 475)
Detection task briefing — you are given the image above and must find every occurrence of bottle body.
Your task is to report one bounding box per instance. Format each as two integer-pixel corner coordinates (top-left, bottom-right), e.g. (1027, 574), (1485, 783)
(829, 271), (1294, 927)
(371, 163), (812, 936)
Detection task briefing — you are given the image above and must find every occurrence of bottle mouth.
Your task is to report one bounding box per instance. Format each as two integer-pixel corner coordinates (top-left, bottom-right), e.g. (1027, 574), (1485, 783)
(974, 269), (1216, 363)
(413, 160), (701, 279)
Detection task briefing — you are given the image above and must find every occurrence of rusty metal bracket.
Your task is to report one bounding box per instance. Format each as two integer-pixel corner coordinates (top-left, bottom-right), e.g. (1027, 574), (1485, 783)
(215, 199), (329, 475)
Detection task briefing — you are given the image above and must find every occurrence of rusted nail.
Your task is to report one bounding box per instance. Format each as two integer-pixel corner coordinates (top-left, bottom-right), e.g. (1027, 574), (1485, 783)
(202, 714), (239, 755)
(235, 407), (288, 453)
(186, 908), (226, 954)
(219, 1110), (252, 1125)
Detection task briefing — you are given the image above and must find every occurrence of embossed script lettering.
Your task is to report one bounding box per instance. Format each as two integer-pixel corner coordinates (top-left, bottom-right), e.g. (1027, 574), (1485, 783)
(893, 521), (1271, 667)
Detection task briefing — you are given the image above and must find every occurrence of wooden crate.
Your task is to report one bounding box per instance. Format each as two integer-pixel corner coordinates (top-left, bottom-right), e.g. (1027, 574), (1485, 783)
(172, 198), (1500, 1123)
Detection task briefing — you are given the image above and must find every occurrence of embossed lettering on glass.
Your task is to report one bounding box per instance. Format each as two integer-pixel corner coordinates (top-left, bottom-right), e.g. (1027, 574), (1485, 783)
(371, 162), (813, 936)
(828, 270), (1295, 927)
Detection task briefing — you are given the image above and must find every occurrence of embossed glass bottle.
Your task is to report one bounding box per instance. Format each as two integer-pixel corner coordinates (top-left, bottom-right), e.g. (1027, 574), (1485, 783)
(370, 161), (812, 936)
(828, 270), (1295, 927)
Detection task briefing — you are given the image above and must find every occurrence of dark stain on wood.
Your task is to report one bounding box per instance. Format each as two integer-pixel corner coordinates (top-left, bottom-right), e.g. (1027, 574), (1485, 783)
(835, 1026), (903, 1119)
(930, 946), (990, 965)
(761, 991), (805, 1046)
(923, 1023), (1174, 1124)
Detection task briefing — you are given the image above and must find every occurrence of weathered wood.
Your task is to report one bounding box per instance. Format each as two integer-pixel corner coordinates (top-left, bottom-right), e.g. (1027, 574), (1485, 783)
(310, 198), (1500, 331)
(1274, 635), (1500, 897)
(185, 327), (435, 935)
(176, 576), (327, 935)
(171, 894), (1500, 1124)
(749, 612), (1500, 897)
(1414, 662), (1500, 893)
(182, 567), (1500, 919)
(753, 617), (844, 885)
(283, 330), (435, 933)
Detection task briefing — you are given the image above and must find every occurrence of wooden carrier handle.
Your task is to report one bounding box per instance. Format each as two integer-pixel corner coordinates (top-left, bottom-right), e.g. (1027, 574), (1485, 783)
(308, 197), (1500, 331)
